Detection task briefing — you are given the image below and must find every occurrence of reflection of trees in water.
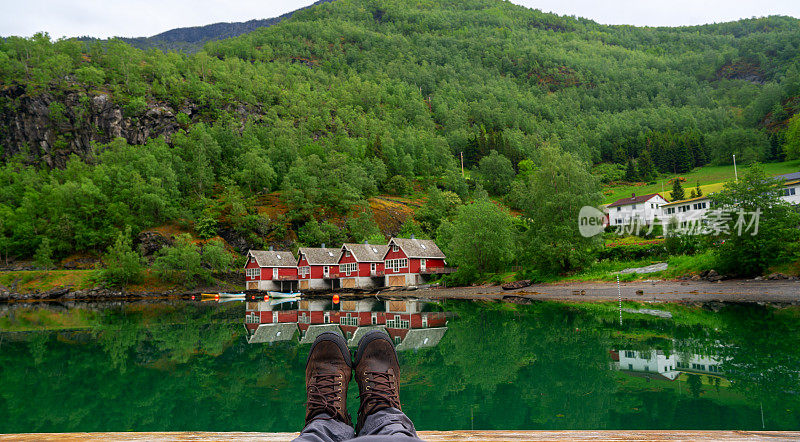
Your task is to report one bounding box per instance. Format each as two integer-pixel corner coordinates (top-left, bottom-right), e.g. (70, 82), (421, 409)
(0, 302), (310, 433)
(686, 373), (703, 398)
(400, 301), (616, 430)
(1, 301), (799, 432)
(713, 304), (800, 428)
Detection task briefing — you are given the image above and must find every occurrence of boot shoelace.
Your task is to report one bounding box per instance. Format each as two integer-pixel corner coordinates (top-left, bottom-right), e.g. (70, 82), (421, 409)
(307, 373), (344, 421)
(359, 371), (400, 413)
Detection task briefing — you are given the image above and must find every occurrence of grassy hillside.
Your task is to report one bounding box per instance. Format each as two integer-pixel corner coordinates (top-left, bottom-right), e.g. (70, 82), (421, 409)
(603, 159), (800, 203)
(1, 0), (800, 267)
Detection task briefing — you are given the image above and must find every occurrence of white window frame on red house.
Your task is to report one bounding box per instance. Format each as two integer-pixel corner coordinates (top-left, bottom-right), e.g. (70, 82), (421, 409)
(273, 268), (279, 279)
(392, 245), (399, 252)
(385, 258), (408, 272)
(340, 262), (357, 275)
(299, 266), (311, 277)
(246, 268), (259, 278)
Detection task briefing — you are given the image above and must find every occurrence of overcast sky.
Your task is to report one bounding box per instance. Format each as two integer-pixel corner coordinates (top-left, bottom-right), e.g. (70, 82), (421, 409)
(2, 0), (799, 39)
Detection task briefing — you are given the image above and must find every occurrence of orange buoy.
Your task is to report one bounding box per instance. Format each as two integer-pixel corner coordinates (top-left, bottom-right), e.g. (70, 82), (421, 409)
(215, 294), (219, 300)
(332, 294), (340, 304)
(264, 295), (269, 301)
(191, 295), (195, 300)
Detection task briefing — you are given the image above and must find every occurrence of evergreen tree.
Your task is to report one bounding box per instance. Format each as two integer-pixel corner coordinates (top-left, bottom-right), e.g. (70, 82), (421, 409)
(624, 159), (638, 182)
(695, 182), (703, 197)
(670, 178), (685, 201)
(33, 238), (54, 270)
(637, 150), (656, 182)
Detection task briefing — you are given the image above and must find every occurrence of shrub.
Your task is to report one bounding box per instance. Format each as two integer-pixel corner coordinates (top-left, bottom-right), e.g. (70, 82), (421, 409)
(124, 96), (148, 117)
(385, 175), (412, 196)
(33, 238), (55, 270)
(598, 243), (668, 261)
(153, 234), (209, 287)
(202, 238), (235, 273)
(98, 227), (143, 287)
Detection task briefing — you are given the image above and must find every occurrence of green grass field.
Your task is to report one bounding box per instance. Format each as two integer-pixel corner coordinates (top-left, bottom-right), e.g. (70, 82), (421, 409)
(603, 160), (800, 204)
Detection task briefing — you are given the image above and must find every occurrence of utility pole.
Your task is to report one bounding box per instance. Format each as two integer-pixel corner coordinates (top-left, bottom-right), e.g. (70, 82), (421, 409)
(460, 152), (465, 177)
(733, 154), (738, 182)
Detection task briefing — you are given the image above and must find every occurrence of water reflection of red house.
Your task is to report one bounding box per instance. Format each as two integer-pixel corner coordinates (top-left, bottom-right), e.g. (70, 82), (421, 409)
(245, 298), (448, 348)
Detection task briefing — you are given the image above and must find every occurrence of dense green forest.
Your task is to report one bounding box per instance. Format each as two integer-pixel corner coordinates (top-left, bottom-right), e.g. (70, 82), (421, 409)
(1, 0), (800, 278)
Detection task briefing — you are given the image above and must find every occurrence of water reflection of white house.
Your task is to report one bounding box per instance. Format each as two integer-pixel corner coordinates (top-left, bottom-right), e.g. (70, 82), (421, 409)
(611, 349), (725, 381)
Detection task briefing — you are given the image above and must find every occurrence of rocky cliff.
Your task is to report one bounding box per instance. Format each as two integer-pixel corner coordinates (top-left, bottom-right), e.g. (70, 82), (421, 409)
(0, 85), (194, 167)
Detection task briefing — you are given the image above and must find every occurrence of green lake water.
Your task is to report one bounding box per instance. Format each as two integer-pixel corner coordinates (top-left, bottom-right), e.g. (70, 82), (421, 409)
(0, 298), (798, 433)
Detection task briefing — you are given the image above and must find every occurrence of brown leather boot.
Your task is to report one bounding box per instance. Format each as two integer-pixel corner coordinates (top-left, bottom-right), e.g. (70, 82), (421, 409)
(304, 332), (352, 426)
(354, 330), (402, 434)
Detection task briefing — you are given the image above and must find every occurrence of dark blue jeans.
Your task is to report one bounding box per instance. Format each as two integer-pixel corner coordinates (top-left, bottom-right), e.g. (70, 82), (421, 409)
(293, 407), (422, 442)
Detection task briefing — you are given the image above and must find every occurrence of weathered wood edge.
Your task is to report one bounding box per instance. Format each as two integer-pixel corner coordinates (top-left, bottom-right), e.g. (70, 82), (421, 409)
(1, 431), (799, 441)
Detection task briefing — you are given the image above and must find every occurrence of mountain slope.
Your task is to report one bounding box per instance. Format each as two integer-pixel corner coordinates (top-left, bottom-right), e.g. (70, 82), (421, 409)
(87, 0), (335, 53)
(1, 0), (799, 260)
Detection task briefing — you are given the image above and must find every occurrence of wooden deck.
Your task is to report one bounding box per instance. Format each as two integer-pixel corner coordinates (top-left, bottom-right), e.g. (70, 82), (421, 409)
(2, 431), (798, 441)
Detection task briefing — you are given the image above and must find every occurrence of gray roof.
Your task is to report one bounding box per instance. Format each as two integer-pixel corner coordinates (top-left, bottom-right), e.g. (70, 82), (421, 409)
(347, 326), (388, 347)
(389, 238), (446, 259)
(395, 327), (448, 352)
(248, 323), (298, 344)
(299, 324), (344, 344)
(342, 243), (388, 262)
(298, 247), (341, 265)
(607, 193), (665, 208)
(247, 250), (297, 268)
(772, 171), (800, 182)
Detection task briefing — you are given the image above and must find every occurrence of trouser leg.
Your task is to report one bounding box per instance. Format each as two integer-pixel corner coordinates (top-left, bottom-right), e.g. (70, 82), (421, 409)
(351, 407), (423, 441)
(293, 414), (355, 442)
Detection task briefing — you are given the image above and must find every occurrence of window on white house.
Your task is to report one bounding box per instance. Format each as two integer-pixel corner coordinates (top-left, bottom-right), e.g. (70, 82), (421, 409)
(617, 207), (621, 212)
(631, 204), (636, 210)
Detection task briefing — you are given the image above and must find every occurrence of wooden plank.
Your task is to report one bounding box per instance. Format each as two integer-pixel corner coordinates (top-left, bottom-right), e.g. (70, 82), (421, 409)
(4, 431), (798, 441)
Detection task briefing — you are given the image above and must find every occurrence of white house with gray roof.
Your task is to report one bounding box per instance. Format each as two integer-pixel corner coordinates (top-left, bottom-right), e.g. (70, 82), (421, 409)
(607, 193), (668, 226)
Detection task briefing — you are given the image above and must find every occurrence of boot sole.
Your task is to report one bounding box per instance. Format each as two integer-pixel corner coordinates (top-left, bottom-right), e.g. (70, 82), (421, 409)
(308, 331), (352, 367)
(354, 329), (396, 366)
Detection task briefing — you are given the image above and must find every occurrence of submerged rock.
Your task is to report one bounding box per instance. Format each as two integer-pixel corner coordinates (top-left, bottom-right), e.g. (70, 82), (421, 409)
(622, 308), (673, 319)
(616, 263), (668, 275)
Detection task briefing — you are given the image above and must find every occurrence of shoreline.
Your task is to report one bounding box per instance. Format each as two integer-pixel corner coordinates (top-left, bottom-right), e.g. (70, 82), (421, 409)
(1, 279), (799, 304)
(399, 279), (800, 304)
